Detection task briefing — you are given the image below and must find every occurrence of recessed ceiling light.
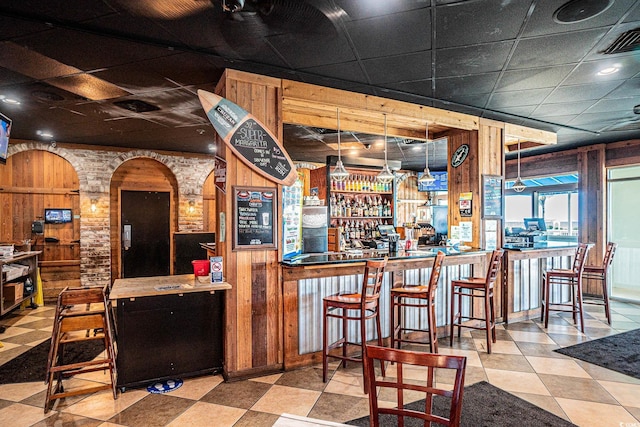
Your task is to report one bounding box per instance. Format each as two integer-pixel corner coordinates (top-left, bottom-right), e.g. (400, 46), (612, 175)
(597, 65), (620, 75)
(37, 130), (54, 139)
(0, 95), (20, 105)
(554, 0), (613, 24)
(207, 144), (216, 152)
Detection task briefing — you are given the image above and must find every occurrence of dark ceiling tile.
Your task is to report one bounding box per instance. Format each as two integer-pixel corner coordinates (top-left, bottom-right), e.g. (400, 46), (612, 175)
(1, 0), (116, 21)
(0, 67), (34, 88)
(488, 87), (553, 109)
(435, 41), (513, 77)
(585, 97), (640, 114)
(491, 105), (539, 118)
(438, 93), (490, 111)
(344, 8), (431, 59)
(508, 29), (609, 70)
(523, 0), (627, 38)
(532, 101), (593, 117)
(564, 56), (640, 85)
(267, 33), (355, 69)
(300, 61), (367, 85)
(606, 77), (640, 99)
(496, 65), (575, 91)
(383, 79), (434, 100)
(435, 73), (499, 97)
(335, 1), (427, 20)
(546, 81), (623, 103)
(361, 51), (431, 85)
(435, 0), (531, 48)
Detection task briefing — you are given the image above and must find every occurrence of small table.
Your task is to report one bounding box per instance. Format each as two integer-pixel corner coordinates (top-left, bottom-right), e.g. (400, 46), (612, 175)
(110, 274), (231, 391)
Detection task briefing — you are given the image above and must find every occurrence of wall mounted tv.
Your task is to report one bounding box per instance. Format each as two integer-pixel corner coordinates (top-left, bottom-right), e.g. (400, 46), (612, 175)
(0, 112), (11, 165)
(45, 208), (73, 224)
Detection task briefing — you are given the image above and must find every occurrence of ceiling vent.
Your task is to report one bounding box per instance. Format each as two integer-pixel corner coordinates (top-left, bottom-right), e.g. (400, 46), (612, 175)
(602, 28), (640, 54)
(113, 100), (160, 113)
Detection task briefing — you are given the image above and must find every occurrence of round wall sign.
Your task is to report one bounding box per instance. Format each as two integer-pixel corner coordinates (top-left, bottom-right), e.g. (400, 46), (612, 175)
(451, 144), (469, 168)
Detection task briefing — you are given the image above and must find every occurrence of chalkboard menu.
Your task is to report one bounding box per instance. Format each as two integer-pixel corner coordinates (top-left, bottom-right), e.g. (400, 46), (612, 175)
(233, 186), (277, 250)
(482, 175), (503, 219)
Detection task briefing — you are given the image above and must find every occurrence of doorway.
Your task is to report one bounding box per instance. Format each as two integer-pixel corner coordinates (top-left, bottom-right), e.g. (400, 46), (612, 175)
(121, 191), (170, 278)
(608, 165), (640, 302)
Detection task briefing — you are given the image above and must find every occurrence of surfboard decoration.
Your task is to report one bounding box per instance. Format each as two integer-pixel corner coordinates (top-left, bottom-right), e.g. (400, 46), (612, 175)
(198, 89), (297, 186)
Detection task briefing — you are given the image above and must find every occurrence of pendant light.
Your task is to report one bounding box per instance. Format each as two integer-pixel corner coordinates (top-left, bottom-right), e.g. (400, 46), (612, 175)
(330, 108), (349, 182)
(376, 114), (395, 184)
(512, 139), (526, 193)
(418, 122), (435, 185)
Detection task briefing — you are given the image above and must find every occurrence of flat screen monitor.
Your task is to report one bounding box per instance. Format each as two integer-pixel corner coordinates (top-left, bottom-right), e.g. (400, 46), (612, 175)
(0, 112), (11, 165)
(524, 217), (546, 231)
(45, 208), (73, 224)
(377, 224), (396, 237)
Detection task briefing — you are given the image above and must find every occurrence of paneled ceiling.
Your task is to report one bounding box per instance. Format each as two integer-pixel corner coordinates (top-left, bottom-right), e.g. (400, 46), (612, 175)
(2, 0), (640, 171)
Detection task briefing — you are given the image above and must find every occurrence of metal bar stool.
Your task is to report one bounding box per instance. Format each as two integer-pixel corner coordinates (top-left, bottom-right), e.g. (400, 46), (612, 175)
(541, 243), (592, 333)
(322, 257), (388, 392)
(583, 241), (617, 324)
(449, 249), (503, 354)
(390, 251), (445, 353)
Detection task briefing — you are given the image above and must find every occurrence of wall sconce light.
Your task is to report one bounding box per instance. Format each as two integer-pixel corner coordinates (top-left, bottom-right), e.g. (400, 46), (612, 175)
(90, 199), (98, 212)
(188, 200), (195, 214)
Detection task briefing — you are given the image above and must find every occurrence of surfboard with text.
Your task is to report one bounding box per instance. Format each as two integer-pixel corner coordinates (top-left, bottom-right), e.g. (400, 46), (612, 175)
(198, 89), (297, 186)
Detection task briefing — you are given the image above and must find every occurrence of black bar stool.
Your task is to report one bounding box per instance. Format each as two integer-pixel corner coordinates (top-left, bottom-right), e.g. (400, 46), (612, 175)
(322, 257), (388, 392)
(449, 249), (503, 354)
(390, 251), (445, 353)
(541, 243), (592, 333)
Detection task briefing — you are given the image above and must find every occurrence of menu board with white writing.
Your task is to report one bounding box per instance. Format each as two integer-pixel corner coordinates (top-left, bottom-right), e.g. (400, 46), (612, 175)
(233, 186), (277, 250)
(482, 175), (503, 219)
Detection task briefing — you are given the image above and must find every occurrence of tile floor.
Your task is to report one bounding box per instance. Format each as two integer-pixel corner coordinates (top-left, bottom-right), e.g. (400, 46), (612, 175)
(0, 301), (639, 427)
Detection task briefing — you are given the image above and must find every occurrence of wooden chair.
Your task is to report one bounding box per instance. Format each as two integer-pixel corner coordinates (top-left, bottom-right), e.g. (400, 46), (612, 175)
(45, 286), (117, 413)
(583, 242), (617, 324)
(391, 251), (445, 353)
(449, 249), (503, 354)
(541, 243), (592, 333)
(322, 258), (388, 392)
(364, 344), (466, 427)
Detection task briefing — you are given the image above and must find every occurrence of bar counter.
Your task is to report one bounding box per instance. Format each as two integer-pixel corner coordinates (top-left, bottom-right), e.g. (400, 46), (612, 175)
(282, 247), (491, 369)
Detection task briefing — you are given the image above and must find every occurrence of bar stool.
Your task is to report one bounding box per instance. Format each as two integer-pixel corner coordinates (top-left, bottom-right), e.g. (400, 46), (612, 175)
(45, 286), (117, 412)
(450, 249), (503, 354)
(541, 243), (592, 333)
(583, 241), (617, 324)
(390, 251), (445, 353)
(322, 258), (388, 391)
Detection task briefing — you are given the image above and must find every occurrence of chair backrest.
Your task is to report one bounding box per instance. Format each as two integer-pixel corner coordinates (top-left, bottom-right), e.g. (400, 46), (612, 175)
(59, 286), (108, 306)
(360, 257), (388, 311)
(426, 250), (446, 299)
(364, 344), (466, 427)
(572, 243), (592, 274)
(485, 249), (504, 288)
(603, 242), (617, 269)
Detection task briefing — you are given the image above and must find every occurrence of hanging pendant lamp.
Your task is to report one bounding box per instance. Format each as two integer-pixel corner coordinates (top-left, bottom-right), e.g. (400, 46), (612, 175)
(512, 139), (526, 193)
(330, 108), (349, 182)
(376, 114), (395, 184)
(418, 122), (435, 185)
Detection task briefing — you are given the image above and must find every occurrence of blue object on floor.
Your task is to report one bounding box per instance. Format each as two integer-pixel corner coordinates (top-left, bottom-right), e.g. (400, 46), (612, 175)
(146, 378), (183, 394)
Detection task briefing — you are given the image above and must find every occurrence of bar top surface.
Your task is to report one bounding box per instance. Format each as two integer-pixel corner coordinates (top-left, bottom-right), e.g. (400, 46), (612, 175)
(281, 246), (487, 267)
(110, 274), (231, 300)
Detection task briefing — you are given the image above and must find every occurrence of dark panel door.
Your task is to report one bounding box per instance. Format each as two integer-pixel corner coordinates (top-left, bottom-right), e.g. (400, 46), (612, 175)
(121, 191), (170, 278)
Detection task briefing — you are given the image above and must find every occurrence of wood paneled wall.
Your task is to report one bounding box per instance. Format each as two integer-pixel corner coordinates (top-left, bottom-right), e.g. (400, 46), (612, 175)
(109, 158), (178, 281)
(203, 170), (216, 232)
(0, 150), (80, 298)
(215, 70), (283, 379)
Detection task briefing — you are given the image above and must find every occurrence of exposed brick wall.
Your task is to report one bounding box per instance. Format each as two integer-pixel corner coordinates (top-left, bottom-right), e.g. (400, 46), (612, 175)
(8, 141), (215, 288)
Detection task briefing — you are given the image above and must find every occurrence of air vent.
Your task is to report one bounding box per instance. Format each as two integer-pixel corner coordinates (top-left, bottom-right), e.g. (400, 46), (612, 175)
(113, 100), (160, 113)
(602, 28), (640, 54)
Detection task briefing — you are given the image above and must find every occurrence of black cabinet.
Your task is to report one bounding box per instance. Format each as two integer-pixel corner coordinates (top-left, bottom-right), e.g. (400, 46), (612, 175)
(114, 290), (223, 390)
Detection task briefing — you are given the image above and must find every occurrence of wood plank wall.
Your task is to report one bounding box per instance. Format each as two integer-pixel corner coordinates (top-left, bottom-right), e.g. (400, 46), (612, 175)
(109, 158), (179, 281)
(0, 150), (81, 299)
(203, 171), (216, 232)
(216, 70), (284, 379)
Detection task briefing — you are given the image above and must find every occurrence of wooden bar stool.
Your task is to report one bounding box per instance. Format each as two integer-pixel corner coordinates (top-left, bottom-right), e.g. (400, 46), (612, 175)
(583, 242), (617, 324)
(322, 258), (387, 392)
(390, 251), (445, 353)
(541, 243), (592, 333)
(45, 286), (117, 413)
(449, 249), (503, 354)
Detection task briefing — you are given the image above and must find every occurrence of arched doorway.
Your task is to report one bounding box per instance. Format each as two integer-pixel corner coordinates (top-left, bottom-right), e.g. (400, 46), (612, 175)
(110, 158), (178, 280)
